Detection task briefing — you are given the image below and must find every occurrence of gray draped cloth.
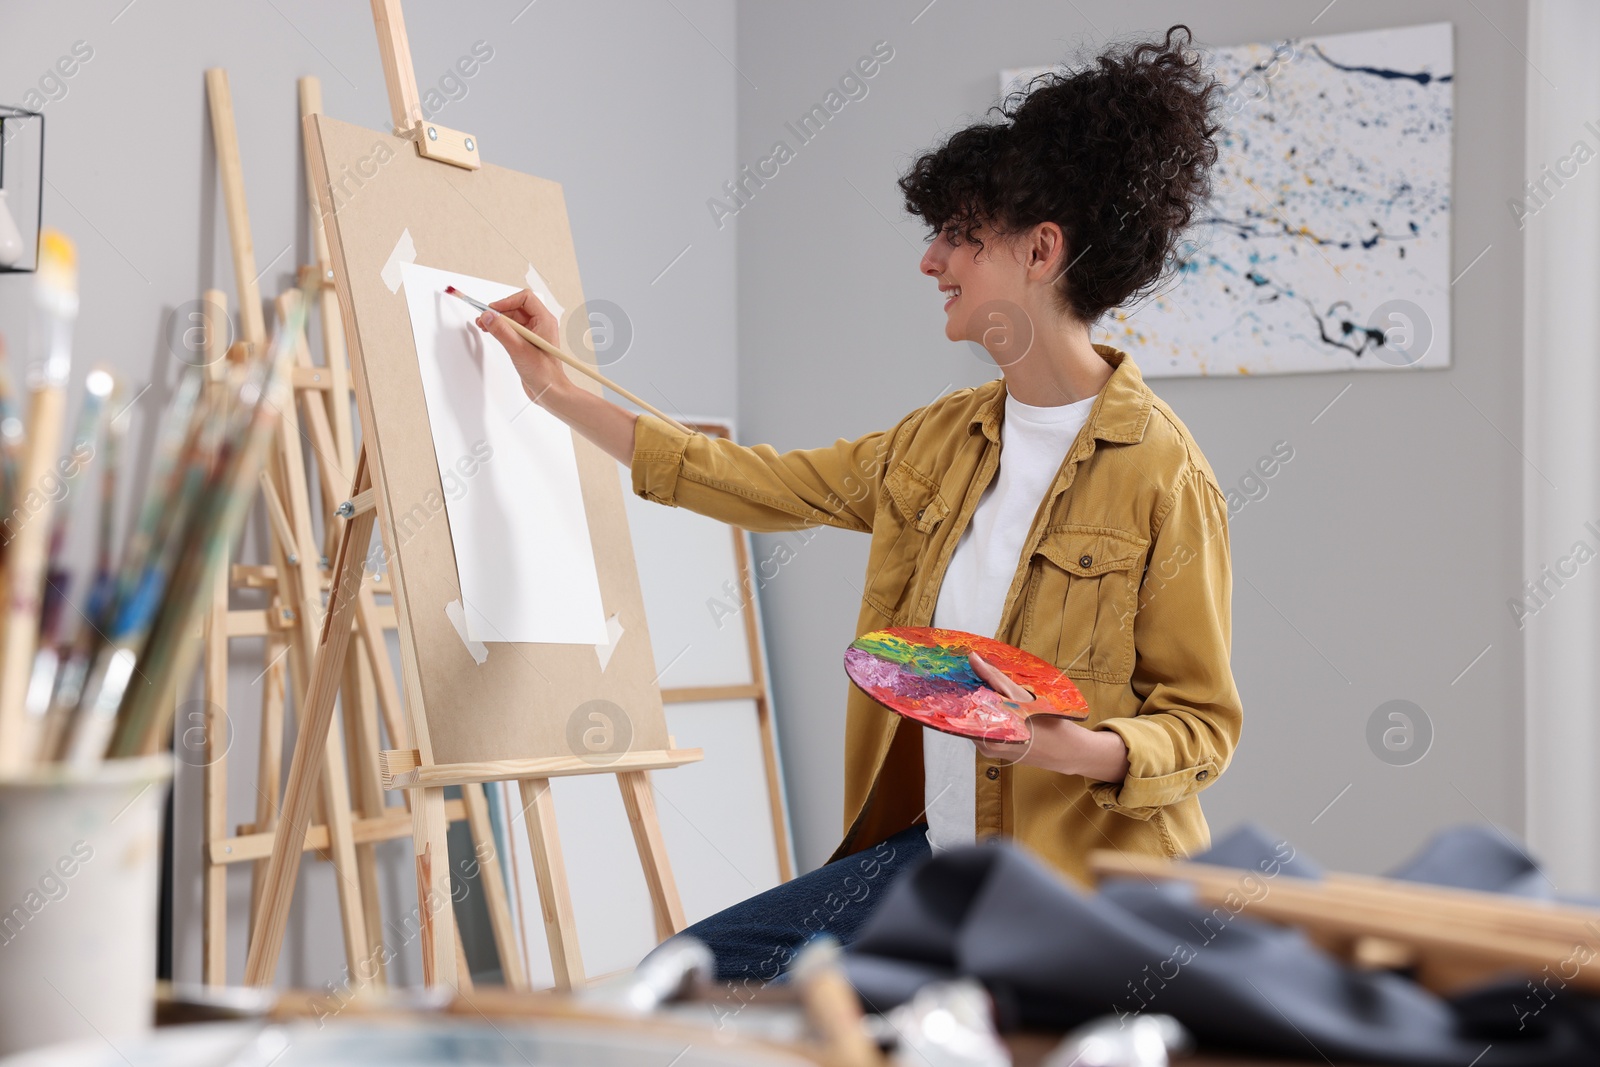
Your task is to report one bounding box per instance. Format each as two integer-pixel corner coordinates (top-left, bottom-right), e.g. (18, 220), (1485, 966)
(839, 824), (1600, 1065)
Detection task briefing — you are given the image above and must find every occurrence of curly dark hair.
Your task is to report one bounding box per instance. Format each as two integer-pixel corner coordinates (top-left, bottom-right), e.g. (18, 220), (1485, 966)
(898, 24), (1222, 325)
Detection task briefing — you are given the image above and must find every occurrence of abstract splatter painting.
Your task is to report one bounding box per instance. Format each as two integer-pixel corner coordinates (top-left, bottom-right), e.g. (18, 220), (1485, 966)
(1002, 21), (1453, 377)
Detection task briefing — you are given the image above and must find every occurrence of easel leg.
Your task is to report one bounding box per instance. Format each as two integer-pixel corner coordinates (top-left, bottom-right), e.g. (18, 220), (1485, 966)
(517, 777), (585, 991)
(270, 328), (379, 988)
(453, 921), (476, 992)
(617, 770), (687, 941)
(242, 457), (377, 987)
(356, 586), (408, 785)
(461, 782), (527, 990)
(201, 562), (230, 986)
(730, 526), (797, 882)
(247, 637), (287, 937)
(412, 784), (457, 986)
(755, 693), (795, 883)
(318, 707), (372, 978)
(342, 643), (388, 986)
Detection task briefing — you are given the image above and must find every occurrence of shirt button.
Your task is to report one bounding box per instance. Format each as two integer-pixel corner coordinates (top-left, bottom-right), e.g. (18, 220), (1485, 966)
(1079, 554), (1093, 568)
(985, 766), (1000, 780)
(1102, 802), (1115, 809)
(1196, 770), (1210, 781)
(916, 508), (925, 520)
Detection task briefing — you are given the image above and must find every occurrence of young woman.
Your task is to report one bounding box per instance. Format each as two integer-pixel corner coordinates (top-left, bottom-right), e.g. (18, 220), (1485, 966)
(476, 24), (1241, 983)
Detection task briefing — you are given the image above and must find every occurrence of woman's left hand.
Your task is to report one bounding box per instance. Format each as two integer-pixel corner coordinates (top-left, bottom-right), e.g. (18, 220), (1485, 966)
(967, 651), (1130, 783)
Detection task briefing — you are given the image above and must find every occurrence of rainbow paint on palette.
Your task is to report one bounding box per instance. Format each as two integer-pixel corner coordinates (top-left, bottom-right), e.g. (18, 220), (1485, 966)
(843, 627), (1089, 744)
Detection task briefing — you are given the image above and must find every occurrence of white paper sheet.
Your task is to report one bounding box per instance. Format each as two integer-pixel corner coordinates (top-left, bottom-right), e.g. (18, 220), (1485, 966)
(400, 261), (609, 645)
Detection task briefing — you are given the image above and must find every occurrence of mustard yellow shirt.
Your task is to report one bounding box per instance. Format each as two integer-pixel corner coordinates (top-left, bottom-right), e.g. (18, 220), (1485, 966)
(629, 344), (1243, 887)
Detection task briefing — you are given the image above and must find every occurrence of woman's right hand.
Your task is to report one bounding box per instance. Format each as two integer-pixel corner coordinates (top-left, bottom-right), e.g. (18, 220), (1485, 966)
(475, 288), (566, 404)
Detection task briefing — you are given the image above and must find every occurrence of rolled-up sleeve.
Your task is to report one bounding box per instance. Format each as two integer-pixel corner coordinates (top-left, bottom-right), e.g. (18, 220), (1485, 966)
(630, 407), (922, 535)
(1087, 463), (1243, 818)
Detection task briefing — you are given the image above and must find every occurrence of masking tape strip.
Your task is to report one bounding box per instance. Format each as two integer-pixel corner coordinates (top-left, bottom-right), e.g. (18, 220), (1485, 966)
(445, 599), (488, 665)
(594, 613), (624, 672)
(382, 228), (417, 293)
(525, 263), (565, 320)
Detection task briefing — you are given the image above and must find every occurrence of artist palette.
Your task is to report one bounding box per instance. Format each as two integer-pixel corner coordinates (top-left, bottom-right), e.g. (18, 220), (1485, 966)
(843, 626), (1090, 744)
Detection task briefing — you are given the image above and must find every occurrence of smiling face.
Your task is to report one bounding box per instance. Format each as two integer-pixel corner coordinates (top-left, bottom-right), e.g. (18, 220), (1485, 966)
(921, 219), (1068, 367)
(921, 222), (1011, 344)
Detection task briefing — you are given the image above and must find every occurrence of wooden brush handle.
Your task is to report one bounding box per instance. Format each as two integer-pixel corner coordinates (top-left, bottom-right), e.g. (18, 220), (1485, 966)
(0, 386), (68, 772)
(499, 314), (695, 437)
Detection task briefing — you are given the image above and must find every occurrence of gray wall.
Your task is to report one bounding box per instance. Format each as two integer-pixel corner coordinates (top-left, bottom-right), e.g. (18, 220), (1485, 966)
(0, 0), (737, 989)
(734, 1), (1528, 874)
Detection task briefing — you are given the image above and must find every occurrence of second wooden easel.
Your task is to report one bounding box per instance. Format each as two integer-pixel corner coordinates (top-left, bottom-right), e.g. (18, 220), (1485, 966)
(198, 69), (524, 989)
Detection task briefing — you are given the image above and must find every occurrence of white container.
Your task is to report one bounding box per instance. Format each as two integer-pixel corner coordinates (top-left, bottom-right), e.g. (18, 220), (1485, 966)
(0, 755), (172, 1058)
(0, 191), (25, 269)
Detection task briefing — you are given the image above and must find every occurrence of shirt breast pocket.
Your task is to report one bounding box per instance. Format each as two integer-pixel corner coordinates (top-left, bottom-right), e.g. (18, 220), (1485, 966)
(866, 461), (950, 620)
(1023, 525), (1149, 685)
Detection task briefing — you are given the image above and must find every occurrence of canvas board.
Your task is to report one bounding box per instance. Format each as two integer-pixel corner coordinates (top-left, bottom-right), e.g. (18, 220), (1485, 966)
(305, 113), (669, 766)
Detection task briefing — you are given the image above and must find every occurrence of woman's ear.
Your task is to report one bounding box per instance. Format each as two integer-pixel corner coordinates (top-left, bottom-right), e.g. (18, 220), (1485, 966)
(1031, 221), (1067, 281)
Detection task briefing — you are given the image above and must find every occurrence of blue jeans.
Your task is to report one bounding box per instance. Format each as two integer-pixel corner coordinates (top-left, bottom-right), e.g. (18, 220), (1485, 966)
(649, 824), (930, 983)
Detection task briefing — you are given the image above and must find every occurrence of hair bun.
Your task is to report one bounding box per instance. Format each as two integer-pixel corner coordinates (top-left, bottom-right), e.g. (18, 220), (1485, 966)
(900, 25), (1221, 324)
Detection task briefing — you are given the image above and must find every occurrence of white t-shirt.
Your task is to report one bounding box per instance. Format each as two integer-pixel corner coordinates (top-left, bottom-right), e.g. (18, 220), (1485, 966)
(923, 385), (1098, 852)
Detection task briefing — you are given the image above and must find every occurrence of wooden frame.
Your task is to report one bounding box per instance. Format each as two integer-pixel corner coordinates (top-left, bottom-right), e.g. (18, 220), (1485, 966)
(200, 64), (376, 982)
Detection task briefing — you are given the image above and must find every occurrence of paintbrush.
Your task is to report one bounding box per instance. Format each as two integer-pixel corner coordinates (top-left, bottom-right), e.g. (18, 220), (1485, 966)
(66, 285), (309, 764)
(442, 285), (694, 435)
(32, 369), (119, 763)
(61, 369), (224, 768)
(0, 229), (78, 774)
(106, 371), (203, 620)
(38, 365), (114, 645)
(0, 337), (20, 524)
(21, 366), (115, 762)
(41, 371), (199, 763)
(107, 282), (311, 759)
(86, 375), (128, 633)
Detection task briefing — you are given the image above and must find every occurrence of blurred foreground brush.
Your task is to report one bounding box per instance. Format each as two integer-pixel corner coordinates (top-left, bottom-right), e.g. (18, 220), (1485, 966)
(0, 229), (78, 774)
(104, 280), (314, 761)
(40, 365), (115, 643)
(0, 338), (21, 522)
(36, 370), (201, 764)
(34, 372), (133, 761)
(0, 238), (315, 771)
(21, 365), (116, 760)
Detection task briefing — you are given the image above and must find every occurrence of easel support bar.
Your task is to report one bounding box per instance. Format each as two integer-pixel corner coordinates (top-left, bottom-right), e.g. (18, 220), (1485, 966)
(242, 453), (377, 987)
(211, 798), (468, 865)
(379, 747), (704, 790)
(369, 0), (481, 170)
(337, 488), (376, 518)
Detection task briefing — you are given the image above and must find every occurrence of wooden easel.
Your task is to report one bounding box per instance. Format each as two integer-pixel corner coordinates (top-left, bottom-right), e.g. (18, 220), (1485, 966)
(659, 420), (795, 884)
(241, 0), (701, 991)
(198, 70), (525, 990)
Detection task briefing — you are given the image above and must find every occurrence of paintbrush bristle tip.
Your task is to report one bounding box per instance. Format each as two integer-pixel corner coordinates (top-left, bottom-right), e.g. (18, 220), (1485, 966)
(36, 228), (79, 292)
